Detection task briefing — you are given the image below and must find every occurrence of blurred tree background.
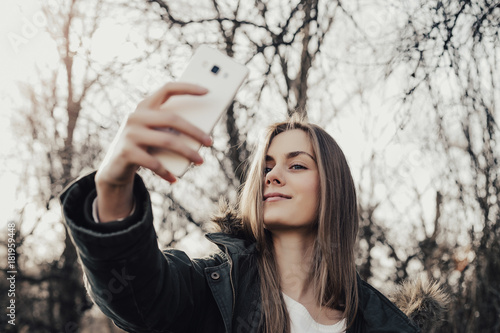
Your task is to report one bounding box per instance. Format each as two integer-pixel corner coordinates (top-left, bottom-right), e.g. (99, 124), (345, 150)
(0, 0), (498, 332)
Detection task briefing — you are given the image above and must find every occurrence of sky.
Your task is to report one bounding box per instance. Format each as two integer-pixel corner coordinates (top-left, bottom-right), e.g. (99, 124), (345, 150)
(0, 0), (46, 223)
(0, 0), (129, 223)
(0, 0), (122, 225)
(0, 1), (399, 208)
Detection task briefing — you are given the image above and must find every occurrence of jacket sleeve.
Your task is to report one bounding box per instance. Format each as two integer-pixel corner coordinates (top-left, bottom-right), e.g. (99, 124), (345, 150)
(59, 172), (221, 332)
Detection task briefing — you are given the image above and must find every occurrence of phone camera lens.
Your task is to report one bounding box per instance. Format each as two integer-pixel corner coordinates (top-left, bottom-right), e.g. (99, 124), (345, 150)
(211, 65), (220, 74)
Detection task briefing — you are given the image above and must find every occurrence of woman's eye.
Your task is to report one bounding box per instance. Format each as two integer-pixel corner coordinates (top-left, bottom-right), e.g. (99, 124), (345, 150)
(264, 167), (272, 174)
(291, 164), (306, 170)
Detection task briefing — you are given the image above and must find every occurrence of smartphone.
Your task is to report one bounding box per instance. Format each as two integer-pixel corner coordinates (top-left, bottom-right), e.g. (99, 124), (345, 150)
(153, 45), (249, 177)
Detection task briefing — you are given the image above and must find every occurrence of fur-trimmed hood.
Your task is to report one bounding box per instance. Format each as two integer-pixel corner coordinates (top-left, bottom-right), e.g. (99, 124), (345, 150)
(210, 204), (449, 332)
(210, 199), (246, 237)
(389, 278), (449, 332)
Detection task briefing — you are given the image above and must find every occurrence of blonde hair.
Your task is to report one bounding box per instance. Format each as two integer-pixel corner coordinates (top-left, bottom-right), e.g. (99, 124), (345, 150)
(239, 118), (359, 332)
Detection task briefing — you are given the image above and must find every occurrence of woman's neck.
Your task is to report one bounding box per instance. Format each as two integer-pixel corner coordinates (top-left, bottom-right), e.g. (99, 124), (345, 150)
(272, 229), (316, 302)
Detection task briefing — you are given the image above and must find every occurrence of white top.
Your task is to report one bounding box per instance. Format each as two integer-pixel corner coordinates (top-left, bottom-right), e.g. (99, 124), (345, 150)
(283, 293), (346, 333)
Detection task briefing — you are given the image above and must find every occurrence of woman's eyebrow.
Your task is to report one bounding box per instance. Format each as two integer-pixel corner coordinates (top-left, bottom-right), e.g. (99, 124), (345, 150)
(265, 151), (316, 162)
(286, 151), (316, 161)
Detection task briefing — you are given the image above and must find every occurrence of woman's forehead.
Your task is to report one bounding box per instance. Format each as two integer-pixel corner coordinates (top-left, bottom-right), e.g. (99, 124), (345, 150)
(266, 129), (314, 157)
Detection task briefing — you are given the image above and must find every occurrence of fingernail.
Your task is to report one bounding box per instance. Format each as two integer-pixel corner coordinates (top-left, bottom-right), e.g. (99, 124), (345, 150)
(195, 156), (204, 165)
(197, 86), (209, 93)
(204, 135), (213, 146)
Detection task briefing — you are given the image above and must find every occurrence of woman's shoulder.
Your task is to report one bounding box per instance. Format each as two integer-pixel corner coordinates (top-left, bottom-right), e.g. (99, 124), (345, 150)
(387, 277), (449, 332)
(356, 276), (448, 332)
(205, 199), (257, 255)
(209, 199), (246, 237)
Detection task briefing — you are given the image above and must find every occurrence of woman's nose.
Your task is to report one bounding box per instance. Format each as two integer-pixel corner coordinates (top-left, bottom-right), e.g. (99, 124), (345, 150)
(265, 167), (284, 185)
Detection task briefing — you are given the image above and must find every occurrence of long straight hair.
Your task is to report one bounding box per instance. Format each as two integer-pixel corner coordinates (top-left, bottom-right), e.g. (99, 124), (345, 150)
(239, 118), (359, 332)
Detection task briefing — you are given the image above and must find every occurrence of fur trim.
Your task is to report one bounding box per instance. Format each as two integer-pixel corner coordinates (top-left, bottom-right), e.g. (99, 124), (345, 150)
(389, 277), (449, 332)
(210, 198), (245, 236)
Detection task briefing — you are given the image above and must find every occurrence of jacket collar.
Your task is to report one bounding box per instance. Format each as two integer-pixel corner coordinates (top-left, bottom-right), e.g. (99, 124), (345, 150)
(205, 232), (257, 256)
(355, 276), (420, 332)
(207, 200), (257, 255)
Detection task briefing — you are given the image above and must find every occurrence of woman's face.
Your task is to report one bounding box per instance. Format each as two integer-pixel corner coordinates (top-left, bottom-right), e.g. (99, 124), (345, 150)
(263, 129), (320, 230)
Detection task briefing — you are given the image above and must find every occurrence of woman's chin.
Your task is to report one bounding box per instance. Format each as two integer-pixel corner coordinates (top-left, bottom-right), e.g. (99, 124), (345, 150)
(263, 220), (314, 233)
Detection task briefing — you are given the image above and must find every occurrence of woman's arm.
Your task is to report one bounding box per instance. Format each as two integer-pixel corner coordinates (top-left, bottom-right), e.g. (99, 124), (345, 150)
(60, 172), (222, 332)
(59, 83), (218, 331)
(94, 82), (212, 222)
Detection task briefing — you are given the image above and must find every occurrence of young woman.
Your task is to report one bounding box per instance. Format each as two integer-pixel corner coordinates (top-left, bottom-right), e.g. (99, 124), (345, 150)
(60, 82), (422, 332)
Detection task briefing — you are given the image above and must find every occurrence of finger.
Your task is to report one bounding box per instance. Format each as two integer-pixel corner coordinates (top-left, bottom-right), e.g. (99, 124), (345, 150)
(154, 168), (177, 183)
(129, 111), (213, 147)
(128, 127), (205, 165)
(142, 82), (208, 109)
(122, 146), (177, 183)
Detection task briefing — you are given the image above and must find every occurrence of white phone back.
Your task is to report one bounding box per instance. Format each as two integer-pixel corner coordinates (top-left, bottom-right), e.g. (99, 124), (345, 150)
(154, 45), (248, 176)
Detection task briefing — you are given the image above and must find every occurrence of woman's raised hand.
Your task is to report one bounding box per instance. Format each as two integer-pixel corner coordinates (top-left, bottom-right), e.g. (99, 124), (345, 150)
(94, 82), (212, 222)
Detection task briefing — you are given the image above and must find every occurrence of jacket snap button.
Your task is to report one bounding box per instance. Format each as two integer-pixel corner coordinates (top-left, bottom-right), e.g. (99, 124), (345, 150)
(211, 272), (220, 280)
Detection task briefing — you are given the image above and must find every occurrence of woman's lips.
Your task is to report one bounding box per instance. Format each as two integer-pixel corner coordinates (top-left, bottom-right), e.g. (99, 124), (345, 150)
(263, 193), (292, 202)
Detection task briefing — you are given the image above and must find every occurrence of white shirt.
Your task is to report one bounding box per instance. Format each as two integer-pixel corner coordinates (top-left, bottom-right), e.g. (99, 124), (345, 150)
(283, 293), (346, 333)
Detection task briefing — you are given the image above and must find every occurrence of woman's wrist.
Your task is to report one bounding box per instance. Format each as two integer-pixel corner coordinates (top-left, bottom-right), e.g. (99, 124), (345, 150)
(95, 180), (135, 223)
(93, 197), (136, 223)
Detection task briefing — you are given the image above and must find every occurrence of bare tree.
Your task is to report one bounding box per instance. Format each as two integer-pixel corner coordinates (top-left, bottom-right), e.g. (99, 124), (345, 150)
(134, 1), (382, 261)
(1, 0), (160, 331)
(387, 0), (500, 331)
(145, 0), (340, 183)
